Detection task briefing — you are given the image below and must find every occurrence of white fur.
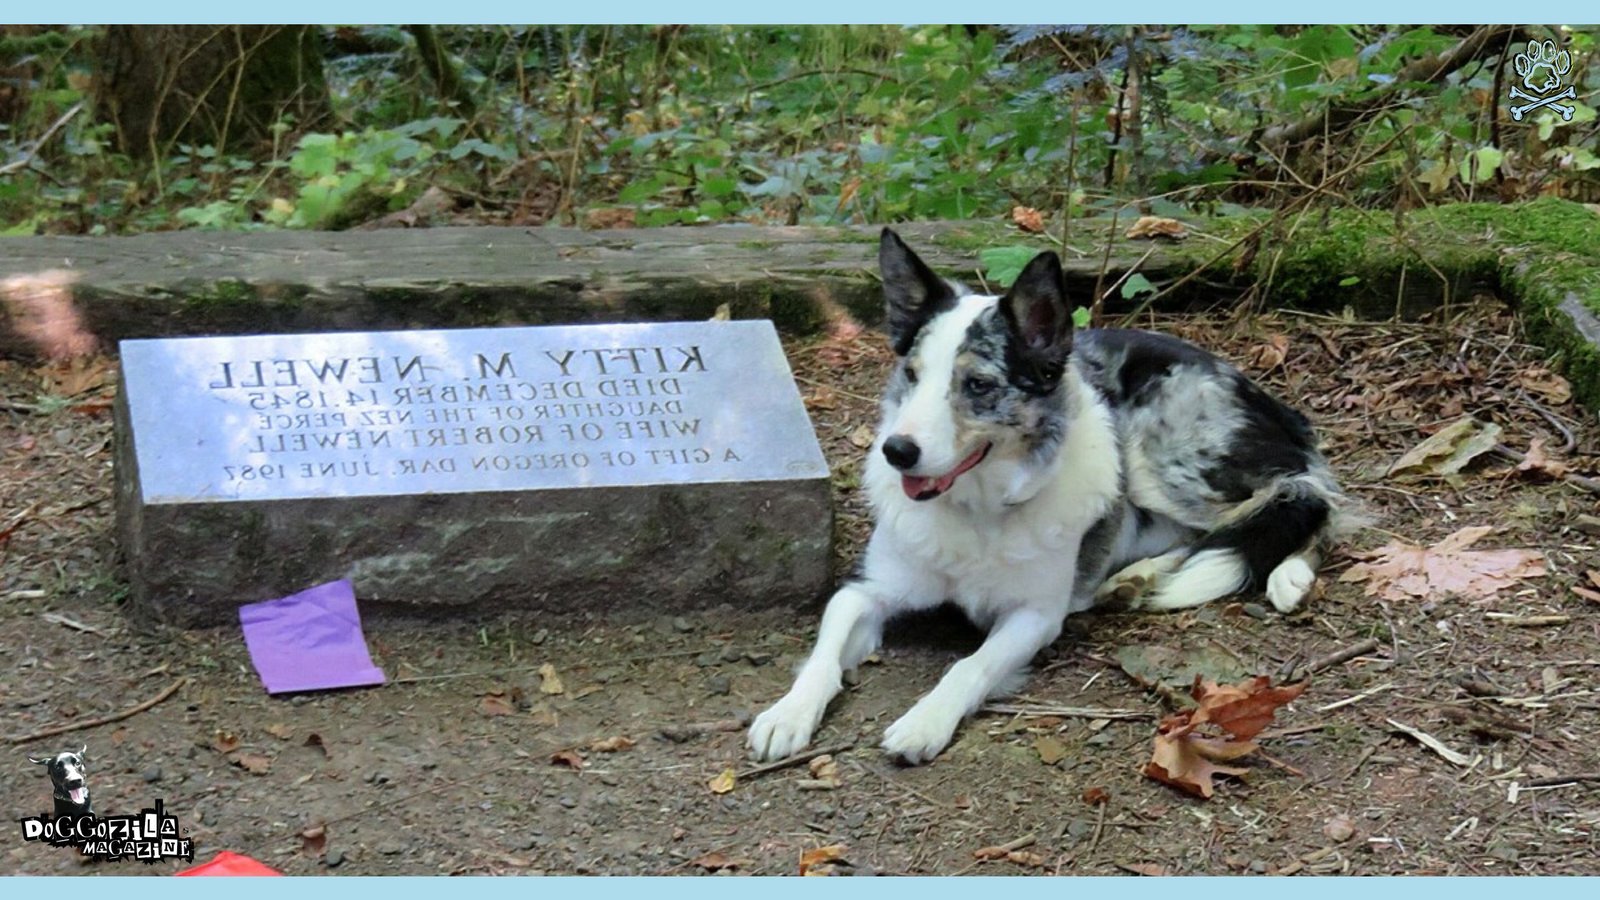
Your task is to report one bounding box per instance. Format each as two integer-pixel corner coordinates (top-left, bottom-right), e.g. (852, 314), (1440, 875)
(1266, 552), (1317, 613)
(749, 295), (1122, 764)
(1132, 547), (1249, 611)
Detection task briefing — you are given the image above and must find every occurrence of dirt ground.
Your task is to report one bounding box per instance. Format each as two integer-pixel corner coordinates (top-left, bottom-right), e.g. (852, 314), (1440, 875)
(2, 303), (1598, 876)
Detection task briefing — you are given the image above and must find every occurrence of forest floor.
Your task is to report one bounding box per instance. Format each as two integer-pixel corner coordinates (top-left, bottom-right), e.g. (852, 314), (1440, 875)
(2, 302), (1598, 876)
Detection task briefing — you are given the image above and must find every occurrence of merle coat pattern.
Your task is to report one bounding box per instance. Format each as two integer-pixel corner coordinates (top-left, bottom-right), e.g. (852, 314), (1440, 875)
(748, 230), (1353, 765)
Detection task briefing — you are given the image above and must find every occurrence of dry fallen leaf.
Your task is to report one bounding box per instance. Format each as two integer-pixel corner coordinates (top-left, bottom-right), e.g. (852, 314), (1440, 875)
(230, 752), (272, 775)
(690, 851), (748, 872)
(1006, 850), (1047, 867)
(588, 735), (636, 753)
(1247, 334), (1290, 371)
(799, 843), (849, 876)
(1142, 676), (1306, 799)
(1117, 862), (1171, 876)
(1125, 215), (1188, 240)
(973, 845), (1013, 861)
(1339, 526), (1547, 602)
(848, 423), (876, 449)
(299, 824), (327, 855)
(1516, 367), (1572, 405)
(707, 768), (737, 794)
(41, 356), (112, 397)
(808, 754), (841, 784)
(303, 733), (329, 757)
(1515, 438), (1568, 480)
(549, 749), (586, 770)
(1082, 787), (1111, 806)
(1323, 814), (1357, 843)
(479, 693), (516, 717)
(1012, 205), (1046, 233)
(1033, 736), (1068, 766)
(538, 663), (565, 695)
(210, 731), (241, 754)
(1386, 416), (1502, 479)
(583, 207), (638, 230)
(265, 723), (294, 740)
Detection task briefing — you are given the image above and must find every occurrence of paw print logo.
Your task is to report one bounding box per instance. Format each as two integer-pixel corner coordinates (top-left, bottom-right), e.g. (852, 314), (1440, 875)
(1509, 39), (1576, 121)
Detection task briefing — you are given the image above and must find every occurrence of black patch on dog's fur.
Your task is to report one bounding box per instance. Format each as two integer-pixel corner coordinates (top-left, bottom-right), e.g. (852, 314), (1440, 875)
(1194, 483), (1329, 588)
(880, 229), (958, 356)
(998, 251), (1073, 394)
(1202, 375), (1320, 502)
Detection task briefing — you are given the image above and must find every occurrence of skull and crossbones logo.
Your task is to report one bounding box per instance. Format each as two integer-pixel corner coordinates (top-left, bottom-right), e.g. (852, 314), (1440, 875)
(1510, 39), (1575, 122)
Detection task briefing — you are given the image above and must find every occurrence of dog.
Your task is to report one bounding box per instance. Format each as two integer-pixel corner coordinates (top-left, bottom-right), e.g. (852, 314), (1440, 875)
(29, 746), (92, 817)
(748, 230), (1354, 764)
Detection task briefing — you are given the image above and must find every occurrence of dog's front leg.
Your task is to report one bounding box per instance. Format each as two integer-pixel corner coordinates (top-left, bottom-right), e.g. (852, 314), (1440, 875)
(882, 606), (1061, 764)
(747, 581), (888, 761)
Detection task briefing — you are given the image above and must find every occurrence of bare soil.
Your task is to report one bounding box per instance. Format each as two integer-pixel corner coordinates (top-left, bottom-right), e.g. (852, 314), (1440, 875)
(2, 304), (1597, 876)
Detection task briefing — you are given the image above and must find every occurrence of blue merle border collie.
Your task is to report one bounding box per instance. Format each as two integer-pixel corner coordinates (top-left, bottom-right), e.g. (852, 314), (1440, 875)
(748, 230), (1356, 765)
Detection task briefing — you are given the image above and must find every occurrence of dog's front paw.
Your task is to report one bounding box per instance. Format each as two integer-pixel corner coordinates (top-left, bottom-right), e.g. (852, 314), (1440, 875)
(881, 701), (960, 765)
(748, 695), (824, 762)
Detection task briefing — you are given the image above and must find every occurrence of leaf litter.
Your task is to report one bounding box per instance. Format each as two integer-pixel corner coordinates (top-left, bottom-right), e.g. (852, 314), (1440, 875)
(1339, 526), (1546, 602)
(1143, 676), (1308, 799)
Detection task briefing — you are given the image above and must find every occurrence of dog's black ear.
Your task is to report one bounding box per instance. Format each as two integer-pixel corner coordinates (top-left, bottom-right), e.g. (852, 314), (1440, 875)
(880, 228), (956, 356)
(1000, 251), (1073, 391)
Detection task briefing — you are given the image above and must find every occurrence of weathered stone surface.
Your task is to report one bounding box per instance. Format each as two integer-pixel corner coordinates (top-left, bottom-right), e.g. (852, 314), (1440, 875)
(114, 320), (832, 626)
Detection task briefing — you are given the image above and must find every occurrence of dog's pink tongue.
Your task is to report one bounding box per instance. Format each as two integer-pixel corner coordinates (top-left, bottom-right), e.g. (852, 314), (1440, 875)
(901, 474), (939, 500)
(70, 786), (86, 804)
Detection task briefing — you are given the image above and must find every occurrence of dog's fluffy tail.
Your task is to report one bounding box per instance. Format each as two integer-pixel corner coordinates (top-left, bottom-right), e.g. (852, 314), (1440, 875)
(1142, 466), (1356, 613)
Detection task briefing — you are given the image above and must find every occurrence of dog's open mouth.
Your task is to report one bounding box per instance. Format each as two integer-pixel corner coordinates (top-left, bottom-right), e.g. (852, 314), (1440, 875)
(901, 442), (992, 501)
(68, 785), (86, 804)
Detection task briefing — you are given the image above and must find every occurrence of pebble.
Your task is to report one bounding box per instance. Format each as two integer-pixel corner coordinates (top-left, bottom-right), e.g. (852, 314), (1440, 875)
(695, 652), (721, 668)
(1242, 603), (1272, 621)
(142, 767), (163, 783)
(530, 628), (548, 645)
(1064, 818), (1093, 840)
(707, 675), (731, 696)
(377, 841), (405, 856)
(744, 651), (774, 667)
(721, 647), (744, 663)
(324, 849), (345, 868)
(1248, 859), (1269, 874)
(672, 617), (695, 633)
(558, 796), (578, 809)
(843, 810), (868, 828)
(1323, 814), (1357, 843)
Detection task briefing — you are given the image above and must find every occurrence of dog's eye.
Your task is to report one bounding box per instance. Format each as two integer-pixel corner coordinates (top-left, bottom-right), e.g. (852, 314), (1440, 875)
(904, 365), (918, 385)
(964, 375), (997, 397)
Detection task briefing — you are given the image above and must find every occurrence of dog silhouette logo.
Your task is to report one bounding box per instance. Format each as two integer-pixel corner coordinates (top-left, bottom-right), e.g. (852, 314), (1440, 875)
(1510, 39), (1576, 122)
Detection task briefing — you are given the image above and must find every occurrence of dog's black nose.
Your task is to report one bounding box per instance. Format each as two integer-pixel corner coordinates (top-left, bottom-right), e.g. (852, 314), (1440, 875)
(882, 435), (921, 470)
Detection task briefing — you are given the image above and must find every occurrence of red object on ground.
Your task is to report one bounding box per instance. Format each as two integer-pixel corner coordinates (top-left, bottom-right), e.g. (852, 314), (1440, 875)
(175, 851), (283, 876)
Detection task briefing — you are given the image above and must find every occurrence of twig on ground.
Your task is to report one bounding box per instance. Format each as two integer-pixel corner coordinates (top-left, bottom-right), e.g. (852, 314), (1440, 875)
(1484, 613), (1570, 627)
(41, 613), (105, 635)
(1491, 444), (1600, 496)
(658, 718), (746, 743)
(1087, 802), (1108, 856)
(1342, 744), (1380, 782)
(9, 677), (187, 745)
(1525, 772), (1600, 788)
(735, 743), (854, 781)
(980, 703), (1152, 720)
(1304, 637), (1382, 675)
(1316, 682), (1395, 712)
(1386, 718), (1476, 766)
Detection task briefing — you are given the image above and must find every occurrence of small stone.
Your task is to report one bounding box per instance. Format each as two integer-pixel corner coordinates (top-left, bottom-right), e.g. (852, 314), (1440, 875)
(142, 767), (163, 783)
(530, 628), (548, 645)
(744, 651), (774, 667)
(1323, 814), (1356, 843)
(673, 617), (694, 633)
(843, 810), (868, 828)
(1242, 603), (1272, 621)
(1249, 859), (1269, 874)
(721, 647), (743, 663)
(1487, 841), (1519, 863)
(707, 675), (731, 696)
(559, 796), (578, 809)
(695, 652), (720, 668)
(377, 841), (404, 856)
(1064, 818), (1093, 840)
(324, 849), (345, 868)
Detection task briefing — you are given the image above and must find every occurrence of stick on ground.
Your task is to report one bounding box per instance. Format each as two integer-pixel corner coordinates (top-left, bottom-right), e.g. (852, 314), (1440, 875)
(9, 677), (187, 745)
(735, 743), (855, 781)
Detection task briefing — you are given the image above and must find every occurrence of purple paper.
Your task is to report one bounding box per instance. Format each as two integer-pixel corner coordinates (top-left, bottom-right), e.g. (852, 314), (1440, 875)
(239, 580), (386, 694)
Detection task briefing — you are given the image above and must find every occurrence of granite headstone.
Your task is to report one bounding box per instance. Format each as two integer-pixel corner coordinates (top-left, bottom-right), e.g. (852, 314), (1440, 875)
(114, 320), (833, 626)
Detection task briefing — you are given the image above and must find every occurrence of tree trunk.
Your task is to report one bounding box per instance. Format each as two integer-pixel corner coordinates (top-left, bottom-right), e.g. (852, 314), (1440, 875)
(93, 25), (330, 158)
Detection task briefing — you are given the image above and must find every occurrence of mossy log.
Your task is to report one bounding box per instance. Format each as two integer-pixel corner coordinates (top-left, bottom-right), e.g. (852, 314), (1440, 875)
(1, 199), (1597, 407)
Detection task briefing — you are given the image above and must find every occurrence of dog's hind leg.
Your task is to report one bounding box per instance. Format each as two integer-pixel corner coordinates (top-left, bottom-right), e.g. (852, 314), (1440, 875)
(748, 582), (889, 761)
(881, 606), (1062, 764)
(1139, 478), (1332, 612)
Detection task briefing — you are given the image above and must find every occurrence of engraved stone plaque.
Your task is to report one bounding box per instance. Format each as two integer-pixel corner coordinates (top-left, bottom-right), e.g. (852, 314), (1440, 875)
(113, 321), (832, 625)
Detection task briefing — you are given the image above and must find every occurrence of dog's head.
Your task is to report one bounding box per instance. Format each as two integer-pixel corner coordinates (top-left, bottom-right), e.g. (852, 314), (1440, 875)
(29, 746), (90, 809)
(875, 229), (1076, 503)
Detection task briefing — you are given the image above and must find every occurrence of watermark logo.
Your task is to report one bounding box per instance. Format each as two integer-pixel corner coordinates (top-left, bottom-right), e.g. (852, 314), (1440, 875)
(19, 799), (195, 863)
(1510, 39), (1576, 122)
(19, 748), (195, 864)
